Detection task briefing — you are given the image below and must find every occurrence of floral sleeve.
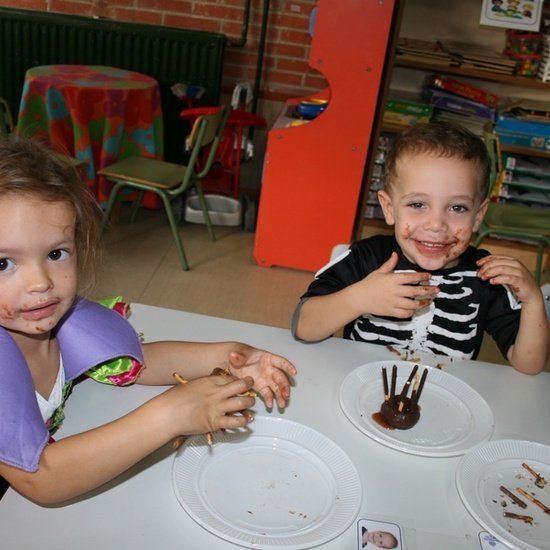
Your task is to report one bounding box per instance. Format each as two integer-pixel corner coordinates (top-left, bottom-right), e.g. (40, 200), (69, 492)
(84, 297), (145, 386)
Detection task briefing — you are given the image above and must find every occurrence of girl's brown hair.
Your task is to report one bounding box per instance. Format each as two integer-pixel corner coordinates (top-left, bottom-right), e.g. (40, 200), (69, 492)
(384, 121), (491, 201)
(0, 139), (103, 291)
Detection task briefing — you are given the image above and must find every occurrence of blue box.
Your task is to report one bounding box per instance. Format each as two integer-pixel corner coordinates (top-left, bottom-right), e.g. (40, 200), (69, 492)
(495, 114), (550, 137)
(496, 115), (550, 151)
(428, 88), (496, 121)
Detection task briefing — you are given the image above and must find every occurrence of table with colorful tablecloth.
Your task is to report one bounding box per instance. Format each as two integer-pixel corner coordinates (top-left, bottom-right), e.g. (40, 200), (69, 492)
(17, 64), (164, 208)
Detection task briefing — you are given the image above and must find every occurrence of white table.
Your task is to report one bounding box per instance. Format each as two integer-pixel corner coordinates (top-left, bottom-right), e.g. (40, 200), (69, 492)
(2, 304), (549, 549)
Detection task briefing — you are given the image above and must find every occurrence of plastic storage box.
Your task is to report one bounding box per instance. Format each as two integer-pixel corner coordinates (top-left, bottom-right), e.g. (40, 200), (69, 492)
(184, 194), (242, 227)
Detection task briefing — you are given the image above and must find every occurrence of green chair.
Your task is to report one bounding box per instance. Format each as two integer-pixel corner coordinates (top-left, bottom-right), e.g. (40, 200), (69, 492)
(474, 130), (550, 283)
(98, 105), (230, 270)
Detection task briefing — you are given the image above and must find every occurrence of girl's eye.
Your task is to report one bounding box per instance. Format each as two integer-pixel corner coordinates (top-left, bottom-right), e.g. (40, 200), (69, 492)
(451, 204), (468, 213)
(48, 249), (70, 262)
(0, 258), (15, 272)
(408, 202), (425, 209)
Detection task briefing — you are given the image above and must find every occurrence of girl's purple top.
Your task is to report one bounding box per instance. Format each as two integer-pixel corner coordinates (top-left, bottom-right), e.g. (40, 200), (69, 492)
(0, 297), (144, 472)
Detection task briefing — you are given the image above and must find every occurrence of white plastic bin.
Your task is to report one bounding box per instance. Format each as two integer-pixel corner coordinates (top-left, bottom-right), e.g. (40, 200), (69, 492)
(184, 194), (242, 227)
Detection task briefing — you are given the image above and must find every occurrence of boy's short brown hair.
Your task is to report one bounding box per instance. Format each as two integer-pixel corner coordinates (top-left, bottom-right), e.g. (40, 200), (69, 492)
(384, 121), (491, 201)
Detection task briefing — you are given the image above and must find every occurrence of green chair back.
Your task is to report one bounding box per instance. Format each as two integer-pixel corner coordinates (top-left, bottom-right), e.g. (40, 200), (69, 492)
(474, 130), (550, 283)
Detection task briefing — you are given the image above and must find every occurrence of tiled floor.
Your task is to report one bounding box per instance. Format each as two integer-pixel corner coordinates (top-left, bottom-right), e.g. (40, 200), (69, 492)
(93, 207), (549, 372)
(92, 207), (313, 331)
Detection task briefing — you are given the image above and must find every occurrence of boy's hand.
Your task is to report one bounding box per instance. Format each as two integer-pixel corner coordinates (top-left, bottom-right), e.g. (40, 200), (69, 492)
(358, 252), (439, 318)
(226, 346), (297, 409)
(476, 254), (539, 303)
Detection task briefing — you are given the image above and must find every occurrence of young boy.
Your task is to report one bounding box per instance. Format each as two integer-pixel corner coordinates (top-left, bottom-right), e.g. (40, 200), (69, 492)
(292, 122), (549, 375)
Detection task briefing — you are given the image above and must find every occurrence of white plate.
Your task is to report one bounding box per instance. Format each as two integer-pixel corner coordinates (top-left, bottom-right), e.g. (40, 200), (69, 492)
(339, 360), (494, 457)
(172, 416), (362, 549)
(457, 439), (550, 550)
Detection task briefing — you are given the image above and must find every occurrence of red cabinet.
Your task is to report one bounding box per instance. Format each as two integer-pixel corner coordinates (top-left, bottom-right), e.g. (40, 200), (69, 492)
(253, 0), (397, 271)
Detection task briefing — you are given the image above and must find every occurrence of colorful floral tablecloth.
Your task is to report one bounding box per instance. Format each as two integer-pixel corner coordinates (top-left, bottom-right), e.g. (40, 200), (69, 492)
(17, 65), (164, 208)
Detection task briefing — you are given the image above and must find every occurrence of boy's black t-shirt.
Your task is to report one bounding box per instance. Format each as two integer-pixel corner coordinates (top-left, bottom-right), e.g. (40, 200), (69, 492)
(295, 235), (520, 360)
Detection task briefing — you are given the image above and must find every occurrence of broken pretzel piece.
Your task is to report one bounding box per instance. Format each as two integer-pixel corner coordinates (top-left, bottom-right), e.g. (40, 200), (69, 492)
(503, 512), (533, 524)
(522, 462), (547, 489)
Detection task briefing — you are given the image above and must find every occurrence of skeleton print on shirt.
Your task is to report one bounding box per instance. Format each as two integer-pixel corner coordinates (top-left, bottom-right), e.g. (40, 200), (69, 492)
(351, 270), (520, 359)
(294, 235), (521, 361)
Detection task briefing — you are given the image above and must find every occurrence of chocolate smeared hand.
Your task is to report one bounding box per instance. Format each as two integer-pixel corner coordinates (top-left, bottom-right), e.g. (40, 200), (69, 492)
(172, 368), (256, 447)
(378, 365), (428, 430)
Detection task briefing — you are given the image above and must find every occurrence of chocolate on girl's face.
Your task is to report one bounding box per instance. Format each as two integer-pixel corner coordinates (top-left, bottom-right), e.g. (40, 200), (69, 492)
(0, 196), (78, 341)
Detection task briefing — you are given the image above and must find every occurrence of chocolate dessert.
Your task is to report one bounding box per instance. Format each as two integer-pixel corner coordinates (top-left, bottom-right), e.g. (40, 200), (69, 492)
(380, 395), (420, 430)
(378, 364), (428, 430)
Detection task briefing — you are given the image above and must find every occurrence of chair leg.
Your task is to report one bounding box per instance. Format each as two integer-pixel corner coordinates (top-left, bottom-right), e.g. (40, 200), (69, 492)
(129, 190), (145, 223)
(160, 194), (190, 270)
(194, 183), (216, 242)
(100, 181), (125, 236)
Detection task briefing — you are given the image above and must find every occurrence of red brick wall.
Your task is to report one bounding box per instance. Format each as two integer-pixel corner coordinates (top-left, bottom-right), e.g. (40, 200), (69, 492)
(0, 0), (327, 101)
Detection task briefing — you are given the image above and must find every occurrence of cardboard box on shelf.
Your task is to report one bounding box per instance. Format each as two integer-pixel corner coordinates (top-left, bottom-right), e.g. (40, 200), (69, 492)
(429, 75), (499, 107)
(383, 92), (433, 126)
(495, 114), (550, 151)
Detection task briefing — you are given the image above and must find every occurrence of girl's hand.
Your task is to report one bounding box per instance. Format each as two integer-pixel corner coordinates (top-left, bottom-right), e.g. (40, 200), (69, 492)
(166, 374), (255, 437)
(225, 345), (297, 409)
(477, 255), (539, 303)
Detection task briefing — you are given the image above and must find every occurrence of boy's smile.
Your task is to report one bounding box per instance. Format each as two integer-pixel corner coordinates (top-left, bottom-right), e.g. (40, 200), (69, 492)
(378, 153), (489, 271)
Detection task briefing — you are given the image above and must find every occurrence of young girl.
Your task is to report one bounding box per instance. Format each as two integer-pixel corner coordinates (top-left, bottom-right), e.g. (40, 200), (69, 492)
(0, 139), (297, 504)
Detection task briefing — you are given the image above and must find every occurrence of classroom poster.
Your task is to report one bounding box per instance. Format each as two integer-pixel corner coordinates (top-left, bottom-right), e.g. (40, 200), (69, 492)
(480, 0), (543, 30)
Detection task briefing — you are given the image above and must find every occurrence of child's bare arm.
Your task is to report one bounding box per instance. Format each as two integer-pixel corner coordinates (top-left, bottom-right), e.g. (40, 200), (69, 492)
(477, 255), (549, 374)
(294, 253), (438, 342)
(137, 341), (296, 409)
(0, 374), (254, 504)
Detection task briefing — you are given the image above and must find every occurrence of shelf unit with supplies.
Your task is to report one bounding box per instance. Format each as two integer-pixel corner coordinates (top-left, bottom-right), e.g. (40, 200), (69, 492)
(355, 6), (550, 257)
(497, 146), (550, 208)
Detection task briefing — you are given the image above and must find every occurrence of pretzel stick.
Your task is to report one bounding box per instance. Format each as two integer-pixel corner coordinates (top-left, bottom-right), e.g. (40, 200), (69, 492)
(390, 365), (397, 398)
(211, 367), (257, 398)
(398, 364), (418, 406)
(173, 372), (188, 385)
(500, 486), (527, 508)
(382, 367), (389, 402)
(172, 436), (186, 449)
(516, 487), (550, 516)
(412, 374), (420, 396)
(411, 368), (428, 407)
(173, 372), (214, 445)
(503, 512), (533, 524)
(522, 463), (547, 488)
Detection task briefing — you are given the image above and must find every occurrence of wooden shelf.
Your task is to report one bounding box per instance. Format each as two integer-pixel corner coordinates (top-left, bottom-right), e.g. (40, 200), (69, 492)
(393, 58), (550, 90)
(499, 142), (550, 160)
(355, 4), (550, 240)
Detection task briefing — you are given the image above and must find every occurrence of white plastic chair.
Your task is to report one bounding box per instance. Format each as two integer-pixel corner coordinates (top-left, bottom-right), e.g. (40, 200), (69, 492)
(330, 243), (350, 261)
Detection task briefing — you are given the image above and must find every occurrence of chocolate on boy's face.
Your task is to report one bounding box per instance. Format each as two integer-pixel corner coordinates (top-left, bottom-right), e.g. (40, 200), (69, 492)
(377, 153), (488, 272)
